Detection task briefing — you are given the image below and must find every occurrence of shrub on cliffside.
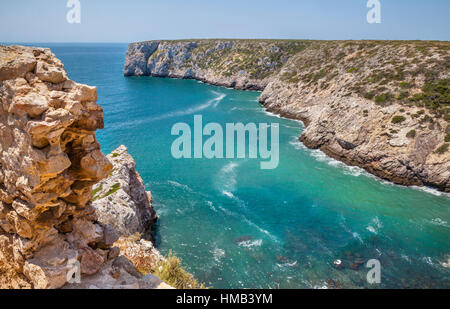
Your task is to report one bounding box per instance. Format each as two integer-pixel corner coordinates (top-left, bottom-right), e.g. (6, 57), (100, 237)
(445, 133), (450, 143)
(392, 115), (406, 124)
(154, 251), (206, 289)
(436, 143), (449, 154)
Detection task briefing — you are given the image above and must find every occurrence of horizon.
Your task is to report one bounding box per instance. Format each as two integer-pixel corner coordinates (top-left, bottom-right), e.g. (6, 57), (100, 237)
(3, 38), (450, 45)
(1, 0), (449, 42)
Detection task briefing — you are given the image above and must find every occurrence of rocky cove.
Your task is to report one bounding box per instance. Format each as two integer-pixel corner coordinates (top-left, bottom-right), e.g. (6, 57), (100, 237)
(1, 41), (449, 290)
(124, 39), (450, 192)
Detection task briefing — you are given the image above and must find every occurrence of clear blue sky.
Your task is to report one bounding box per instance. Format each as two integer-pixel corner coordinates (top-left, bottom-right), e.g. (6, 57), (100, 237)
(1, 0), (449, 43)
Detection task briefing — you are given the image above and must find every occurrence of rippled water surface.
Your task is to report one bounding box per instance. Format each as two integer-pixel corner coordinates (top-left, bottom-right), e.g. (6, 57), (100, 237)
(22, 43), (450, 288)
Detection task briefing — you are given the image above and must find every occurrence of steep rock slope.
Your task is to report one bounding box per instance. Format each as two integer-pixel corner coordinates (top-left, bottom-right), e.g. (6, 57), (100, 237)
(92, 145), (157, 239)
(124, 40), (450, 192)
(90, 146), (203, 289)
(124, 40), (308, 90)
(0, 45), (170, 289)
(0, 45), (112, 288)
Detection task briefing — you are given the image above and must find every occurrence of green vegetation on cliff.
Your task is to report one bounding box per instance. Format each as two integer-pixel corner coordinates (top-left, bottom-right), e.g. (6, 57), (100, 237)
(153, 251), (206, 289)
(128, 39), (449, 123)
(277, 40), (449, 121)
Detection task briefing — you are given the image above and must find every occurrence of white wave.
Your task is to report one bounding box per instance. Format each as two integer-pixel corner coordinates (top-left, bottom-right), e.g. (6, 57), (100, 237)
(237, 239), (262, 248)
(277, 260), (298, 268)
(222, 190), (235, 199)
(210, 91), (226, 108)
(218, 205), (234, 216)
(309, 149), (330, 162)
(175, 208), (187, 215)
(261, 109), (282, 118)
(222, 162), (239, 174)
(366, 226), (377, 234)
(343, 166), (365, 177)
(430, 218), (448, 227)
(401, 255), (412, 263)
(372, 216), (383, 229)
(411, 186), (450, 198)
(352, 232), (364, 244)
(422, 256), (434, 265)
(261, 108), (305, 127)
(282, 124), (302, 129)
(309, 149), (368, 177)
(230, 107), (260, 111)
(213, 248), (226, 262)
(206, 201), (218, 212)
(289, 137), (307, 150)
(217, 205), (279, 243)
(242, 217), (279, 243)
(216, 162), (240, 194)
(221, 190), (247, 209)
(167, 180), (193, 192)
(289, 136), (448, 196)
(367, 216), (383, 234)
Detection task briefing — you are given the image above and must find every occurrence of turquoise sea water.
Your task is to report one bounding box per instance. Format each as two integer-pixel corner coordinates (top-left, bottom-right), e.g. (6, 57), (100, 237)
(12, 43), (450, 288)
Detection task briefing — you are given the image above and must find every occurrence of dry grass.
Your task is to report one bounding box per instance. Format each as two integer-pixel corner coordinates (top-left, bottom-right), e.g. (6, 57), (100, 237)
(153, 250), (206, 289)
(114, 234), (206, 289)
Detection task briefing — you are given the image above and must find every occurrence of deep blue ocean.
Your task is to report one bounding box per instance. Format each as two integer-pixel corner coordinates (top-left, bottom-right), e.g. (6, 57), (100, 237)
(10, 43), (450, 288)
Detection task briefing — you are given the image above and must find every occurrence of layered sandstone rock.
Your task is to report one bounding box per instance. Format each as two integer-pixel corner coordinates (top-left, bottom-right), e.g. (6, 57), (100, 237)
(0, 45), (115, 288)
(124, 40), (450, 192)
(0, 45), (116, 288)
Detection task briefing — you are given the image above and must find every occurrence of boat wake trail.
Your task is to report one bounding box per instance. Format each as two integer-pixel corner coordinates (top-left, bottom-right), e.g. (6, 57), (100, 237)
(211, 91), (226, 108)
(113, 91), (226, 128)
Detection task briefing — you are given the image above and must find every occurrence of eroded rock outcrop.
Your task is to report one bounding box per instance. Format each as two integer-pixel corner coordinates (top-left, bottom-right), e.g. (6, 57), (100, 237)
(78, 146), (171, 289)
(0, 45), (113, 288)
(124, 40), (450, 192)
(91, 145), (157, 240)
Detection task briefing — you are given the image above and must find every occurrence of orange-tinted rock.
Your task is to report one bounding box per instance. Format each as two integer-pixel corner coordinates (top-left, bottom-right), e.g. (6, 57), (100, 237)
(0, 45), (111, 288)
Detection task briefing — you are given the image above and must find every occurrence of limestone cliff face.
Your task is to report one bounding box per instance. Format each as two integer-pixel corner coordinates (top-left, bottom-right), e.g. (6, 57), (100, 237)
(124, 40), (450, 192)
(64, 146), (171, 289)
(0, 45), (170, 289)
(124, 40), (306, 90)
(92, 145), (157, 240)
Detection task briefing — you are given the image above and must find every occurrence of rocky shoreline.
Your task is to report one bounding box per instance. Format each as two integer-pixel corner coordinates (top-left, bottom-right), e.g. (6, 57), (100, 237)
(124, 39), (450, 192)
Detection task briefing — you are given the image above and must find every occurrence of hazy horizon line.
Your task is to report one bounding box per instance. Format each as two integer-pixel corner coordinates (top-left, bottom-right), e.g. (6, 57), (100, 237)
(2, 37), (450, 45)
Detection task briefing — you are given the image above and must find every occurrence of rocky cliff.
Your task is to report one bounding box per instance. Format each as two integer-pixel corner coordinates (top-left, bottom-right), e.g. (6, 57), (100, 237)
(66, 146), (171, 289)
(124, 40), (450, 192)
(0, 45), (170, 289)
(92, 145), (157, 240)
